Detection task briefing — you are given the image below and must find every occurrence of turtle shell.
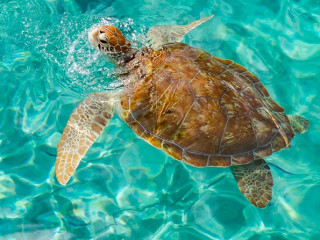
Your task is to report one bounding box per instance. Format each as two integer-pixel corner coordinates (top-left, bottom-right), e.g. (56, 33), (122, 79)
(119, 43), (295, 167)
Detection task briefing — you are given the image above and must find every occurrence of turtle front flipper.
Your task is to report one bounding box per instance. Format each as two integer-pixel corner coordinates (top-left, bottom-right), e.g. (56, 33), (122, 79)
(55, 93), (113, 185)
(288, 114), (310, 134)
(230, 159), (273, 208)
(147, 15), (214, 48)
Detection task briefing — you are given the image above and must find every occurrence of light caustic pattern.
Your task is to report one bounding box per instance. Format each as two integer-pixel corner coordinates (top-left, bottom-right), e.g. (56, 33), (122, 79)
(0, 0), (320, 239)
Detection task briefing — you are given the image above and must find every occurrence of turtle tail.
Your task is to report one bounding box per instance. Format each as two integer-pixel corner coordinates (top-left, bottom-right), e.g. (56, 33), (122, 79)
(288, 114), (310, 134)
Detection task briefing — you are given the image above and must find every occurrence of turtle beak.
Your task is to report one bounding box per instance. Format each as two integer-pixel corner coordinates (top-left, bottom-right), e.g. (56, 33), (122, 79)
(98, 33), (106, 41)
(88, 27), (99, 49)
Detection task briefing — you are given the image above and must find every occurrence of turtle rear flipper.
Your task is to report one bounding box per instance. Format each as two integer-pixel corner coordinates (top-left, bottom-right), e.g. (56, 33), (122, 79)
(55, 93), (113, 185)
(288, 114), (310, 134)
(231, 159), (273, 208)
(147, 15), (214, 48)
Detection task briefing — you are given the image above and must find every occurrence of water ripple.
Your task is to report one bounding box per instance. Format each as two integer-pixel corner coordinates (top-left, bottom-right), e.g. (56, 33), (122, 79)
(0, 0), (320, 239)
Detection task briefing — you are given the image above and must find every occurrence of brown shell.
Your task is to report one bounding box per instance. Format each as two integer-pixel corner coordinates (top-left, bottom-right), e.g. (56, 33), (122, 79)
(120, 43), (295, 167)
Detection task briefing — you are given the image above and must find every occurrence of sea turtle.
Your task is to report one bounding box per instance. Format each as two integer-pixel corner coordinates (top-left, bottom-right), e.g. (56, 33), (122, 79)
(55, 16), (309, 208)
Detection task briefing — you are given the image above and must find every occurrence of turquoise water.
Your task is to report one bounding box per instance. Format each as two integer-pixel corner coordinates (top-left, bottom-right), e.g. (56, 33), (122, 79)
(1, 0), (320, 239)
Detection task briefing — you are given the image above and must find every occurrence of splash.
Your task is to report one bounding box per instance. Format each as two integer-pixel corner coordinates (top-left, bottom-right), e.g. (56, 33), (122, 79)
(44, 15), (147, 96)
(17, 13), (148, 96)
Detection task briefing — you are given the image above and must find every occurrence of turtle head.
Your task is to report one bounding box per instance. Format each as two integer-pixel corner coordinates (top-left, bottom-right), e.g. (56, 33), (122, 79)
(89, 25), (133, 63)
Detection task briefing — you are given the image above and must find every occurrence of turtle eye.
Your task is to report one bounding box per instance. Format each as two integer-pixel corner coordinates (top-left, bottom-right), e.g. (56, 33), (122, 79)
(100, 39), (107, 44)
(99, 30), (105, 34)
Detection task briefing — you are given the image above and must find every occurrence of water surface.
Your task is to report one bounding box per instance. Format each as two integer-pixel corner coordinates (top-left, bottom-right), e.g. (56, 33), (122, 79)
(0, 0), (320, 239)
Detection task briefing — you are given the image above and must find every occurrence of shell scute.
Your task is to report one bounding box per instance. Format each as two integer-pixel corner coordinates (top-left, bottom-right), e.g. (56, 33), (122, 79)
(254, 143), (273, 159)
(220, 89), (251, 116)
(250, 108), (278, 146)
(265, 97), (285, 112)
(213, 56), (233, 65)
(153, 70), (173, 98)
(255, 82), (270, 97)
(129, 121), (144, 136)
(274, 112), (295, 139)
(241, 71), (260, 83)
(219, 71), (251, 92)
(190, 71), (227, 99)
(164, 43), (200, 59)
(127, 69), (171, 124)
(194, 52), (226, 74)
(150, 80), (194, 139)
(232, 151), (255, 165)
(271, 131), (289, 152)
(162, 141), (183, 160)
(220, 116), (257, 155)
(229, 62), (248, 73)
(174, 98), (226, 154)
(183, 151), (208, 167)
(208, 155), (232, 167)
(241, 87), (264, 109)
(163, 56), (198, 81)
(152, 50), (171, 69)
(141, 131), (162, 149)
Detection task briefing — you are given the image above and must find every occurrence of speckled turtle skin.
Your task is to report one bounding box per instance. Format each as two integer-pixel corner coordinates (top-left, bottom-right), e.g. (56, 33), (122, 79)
(119, 42), (295, 167)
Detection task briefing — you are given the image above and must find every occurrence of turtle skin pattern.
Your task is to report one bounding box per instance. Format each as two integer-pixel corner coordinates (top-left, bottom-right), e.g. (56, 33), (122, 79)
(231, 159), (273, 207)
(120, 42), (295, 167)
